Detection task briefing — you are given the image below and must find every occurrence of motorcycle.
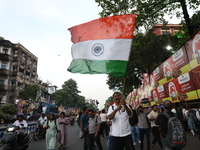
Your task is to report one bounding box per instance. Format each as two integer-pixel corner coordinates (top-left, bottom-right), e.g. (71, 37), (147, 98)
(33, 122), (46, 141)
(0, 125), (32, 150)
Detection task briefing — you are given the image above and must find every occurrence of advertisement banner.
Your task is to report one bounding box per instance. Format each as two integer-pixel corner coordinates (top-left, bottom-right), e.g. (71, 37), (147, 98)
(191, 65), (200, 98)
(185, 31), (200, 69)
(167, 72), (198, 102)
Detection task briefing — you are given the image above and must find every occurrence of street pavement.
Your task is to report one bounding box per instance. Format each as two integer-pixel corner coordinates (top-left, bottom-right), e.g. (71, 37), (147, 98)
(28, 123), (200, 150)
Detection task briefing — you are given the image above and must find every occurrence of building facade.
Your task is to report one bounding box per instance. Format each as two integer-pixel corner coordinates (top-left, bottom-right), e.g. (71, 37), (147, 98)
(153, 24), (183, 35)
(0, 40), (38, 104)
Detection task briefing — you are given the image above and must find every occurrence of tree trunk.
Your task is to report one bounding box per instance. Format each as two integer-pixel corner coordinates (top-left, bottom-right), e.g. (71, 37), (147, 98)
(179, 0), (194, 36)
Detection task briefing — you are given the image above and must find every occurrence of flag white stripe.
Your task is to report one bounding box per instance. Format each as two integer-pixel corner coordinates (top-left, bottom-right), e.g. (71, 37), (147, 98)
(71, 39), (132, 61)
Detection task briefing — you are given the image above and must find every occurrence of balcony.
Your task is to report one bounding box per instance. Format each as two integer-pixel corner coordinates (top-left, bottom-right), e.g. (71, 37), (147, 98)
(0, 85), (9, 91)
(0, 53), (10, 61)
(0, 69), (11, 76)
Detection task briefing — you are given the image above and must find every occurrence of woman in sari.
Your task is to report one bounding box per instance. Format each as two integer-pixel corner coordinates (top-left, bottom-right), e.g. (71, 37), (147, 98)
(43, 114), (60, 150)
(58, 112), (69, 149)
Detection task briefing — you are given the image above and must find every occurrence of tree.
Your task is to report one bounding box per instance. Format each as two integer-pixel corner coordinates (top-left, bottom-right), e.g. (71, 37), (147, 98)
(62, 79), (80, 107)
(106, 31), (179, 95)
(0, 36), (4, 40)
(95, 0), (200, 36)
(21, 85), (43, 101)
(0, 103), (17, 122)
(104, 96), (114, 108)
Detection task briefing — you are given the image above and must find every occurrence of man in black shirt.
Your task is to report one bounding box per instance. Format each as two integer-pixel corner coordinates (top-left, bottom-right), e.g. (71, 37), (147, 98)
(155, 100), (182, 150)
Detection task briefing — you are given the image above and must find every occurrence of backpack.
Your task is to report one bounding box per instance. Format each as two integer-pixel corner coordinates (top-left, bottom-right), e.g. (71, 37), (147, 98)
(163, 111), (186, 149)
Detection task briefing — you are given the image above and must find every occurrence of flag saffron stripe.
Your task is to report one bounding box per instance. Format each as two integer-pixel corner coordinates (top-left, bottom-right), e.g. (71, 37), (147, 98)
(68, 14), (137, 44)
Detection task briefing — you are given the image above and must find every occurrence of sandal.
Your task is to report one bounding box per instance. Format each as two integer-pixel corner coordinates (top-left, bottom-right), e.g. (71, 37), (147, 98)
(58, 145), (62, 149)
(61, 146), (66, 149)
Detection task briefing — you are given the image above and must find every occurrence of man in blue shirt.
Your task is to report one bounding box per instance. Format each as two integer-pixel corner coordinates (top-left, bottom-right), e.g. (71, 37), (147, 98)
(80, 107), (89, 150)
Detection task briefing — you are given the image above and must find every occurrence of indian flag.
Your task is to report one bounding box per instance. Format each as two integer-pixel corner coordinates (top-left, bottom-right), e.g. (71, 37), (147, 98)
(67, 14), (137, 77)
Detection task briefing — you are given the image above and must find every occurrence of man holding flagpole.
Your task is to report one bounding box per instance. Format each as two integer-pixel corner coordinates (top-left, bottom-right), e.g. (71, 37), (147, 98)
(107, 92), (135, 150)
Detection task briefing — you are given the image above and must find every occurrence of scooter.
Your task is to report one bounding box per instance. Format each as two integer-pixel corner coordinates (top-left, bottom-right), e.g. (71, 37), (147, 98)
(0, 125), (32, 150)
(33, 122), (46, 141)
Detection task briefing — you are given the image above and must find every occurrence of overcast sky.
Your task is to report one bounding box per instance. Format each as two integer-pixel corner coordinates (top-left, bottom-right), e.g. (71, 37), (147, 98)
(0, 0), (114, 109)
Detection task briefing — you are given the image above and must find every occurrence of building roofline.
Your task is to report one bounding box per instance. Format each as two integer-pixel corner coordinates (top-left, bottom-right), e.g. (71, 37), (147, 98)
(14, 43), (38, 60)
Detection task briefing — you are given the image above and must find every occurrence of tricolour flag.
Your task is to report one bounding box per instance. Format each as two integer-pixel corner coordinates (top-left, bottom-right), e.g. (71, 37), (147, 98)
(67, 14), (137, 77)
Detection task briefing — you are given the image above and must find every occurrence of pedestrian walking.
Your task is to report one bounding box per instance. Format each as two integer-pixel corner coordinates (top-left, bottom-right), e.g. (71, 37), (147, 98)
(147, 105), (162, 149)
(88, 109), (103, 150)
(129, 106), (140, 146)
(196, 106), (200, 140)
(107, 92), (135, 150)
(80, 107), (89, 150)
(43, 114), (60, 150)
(58, 112), (69, 149)
(156, 100), (186, 150)
(136, 102), (152, 150)
(187, 108), (196, 136)
(77, 111), (83, 138)
(100, 109), (109, 138)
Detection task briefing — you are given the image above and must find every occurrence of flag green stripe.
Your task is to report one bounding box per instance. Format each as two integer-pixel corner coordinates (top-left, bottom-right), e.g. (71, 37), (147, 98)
(67, 59), (128, 77)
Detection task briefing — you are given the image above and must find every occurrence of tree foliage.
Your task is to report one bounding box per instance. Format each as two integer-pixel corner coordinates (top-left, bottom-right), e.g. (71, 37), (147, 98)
(95, 0), (200, 36)
(0, 103), (17, 121)
(52, 79), (97, 110)
(21, 85), (43, 101)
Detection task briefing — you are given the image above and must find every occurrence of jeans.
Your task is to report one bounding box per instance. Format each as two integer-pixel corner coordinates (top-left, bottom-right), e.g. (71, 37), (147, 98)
(88, 134), (103, 150)
(162, 138), (182, 150)
(151, 126), (162, 148)
(101, 122), (109, 137)
(108, 136), (114, 150)
(139, 128), (150, 150)
(113, 134), (135, 150)
(131, 125), (140, 143)
(83, 132), (88, 150)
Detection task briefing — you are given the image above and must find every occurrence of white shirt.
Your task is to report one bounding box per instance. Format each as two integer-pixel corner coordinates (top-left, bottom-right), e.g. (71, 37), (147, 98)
(147, 110), (158, 127)
(107, 104), (132, 137)
(100, 113), (107, 122)
(171, 108), (177, 113)
(196, 110), (200, 121)
(13, 120), (28, 133)
(38, 116), (48, 125)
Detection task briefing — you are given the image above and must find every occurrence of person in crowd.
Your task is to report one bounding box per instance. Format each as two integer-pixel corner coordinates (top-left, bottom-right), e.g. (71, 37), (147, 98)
(38, 113), (48, 126)
(177, 106), (184, 126)
(196, 106), (200, 140)
(136, 102), (152, 150)
(181, 106), (189, 131)
(107, 120), (114, 150)
(80, 107), (89, 150)
(13, 113), (28, 146)
(147, 105), (162, 149)
(100, 109), (109, 138)
(156, 100), (182, 150)
(77, 111), (83, 138)
(57, 112), (69, 149)
(107, 92), (135, 150)
(43, 113), (60, 150)
(88, 109), (103, 150)
(129, 105), (140, 146)
(171, 105), (177, 114)
(186, 108), (196, 136)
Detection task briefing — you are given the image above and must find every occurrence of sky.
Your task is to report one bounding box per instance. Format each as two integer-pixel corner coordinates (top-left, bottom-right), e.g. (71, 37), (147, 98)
(0, 0), (114, 109)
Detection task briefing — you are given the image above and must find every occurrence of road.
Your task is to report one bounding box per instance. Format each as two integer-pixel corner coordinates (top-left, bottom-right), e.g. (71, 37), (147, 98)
(28, 123), (200, 150)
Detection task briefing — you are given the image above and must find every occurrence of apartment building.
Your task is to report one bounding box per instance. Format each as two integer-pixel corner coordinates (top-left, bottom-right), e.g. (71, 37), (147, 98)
(0, 40), (38, 104)
(153, 24), (183, 35)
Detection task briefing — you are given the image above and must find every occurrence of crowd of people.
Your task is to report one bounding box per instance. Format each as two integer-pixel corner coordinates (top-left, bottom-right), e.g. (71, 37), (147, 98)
(77, 92), (200, 150)
(9, 92), (200, 150)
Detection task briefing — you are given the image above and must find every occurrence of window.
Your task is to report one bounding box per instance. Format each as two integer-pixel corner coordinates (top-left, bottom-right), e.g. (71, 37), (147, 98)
(162, 31), (170, 35)
(0, 79), (4, 84)
(2, 48), (8, 54)
(1, 64), (7, 69)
